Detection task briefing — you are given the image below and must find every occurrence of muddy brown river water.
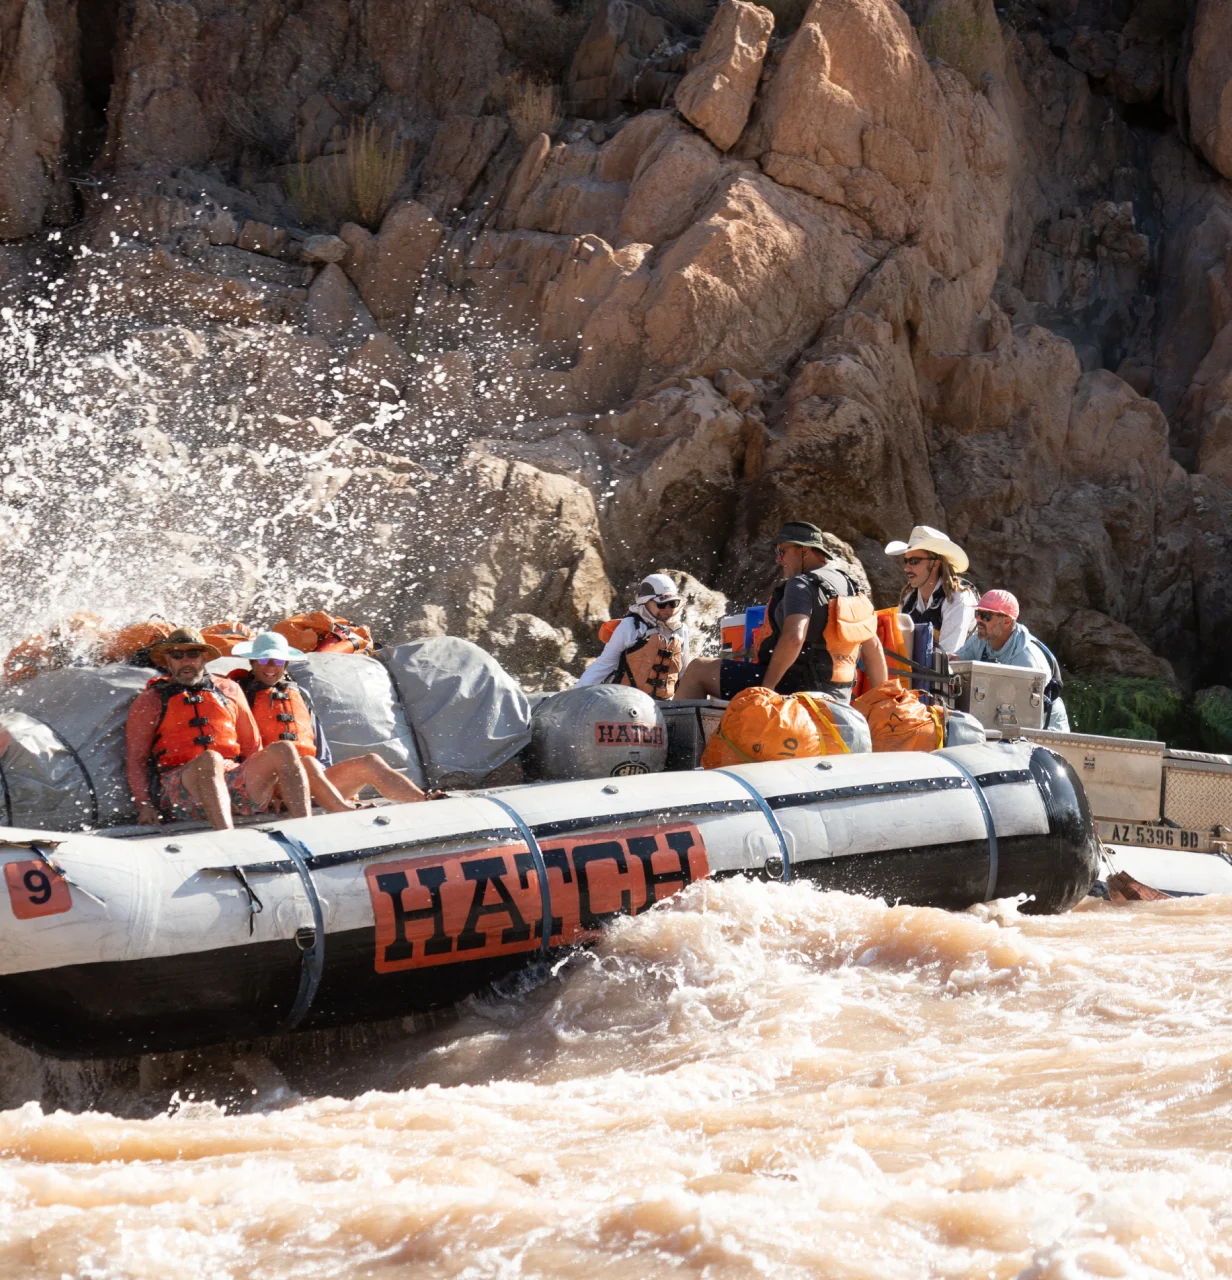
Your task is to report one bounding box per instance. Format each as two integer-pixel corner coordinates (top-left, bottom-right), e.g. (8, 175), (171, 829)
(1, 880), (1230, 1278)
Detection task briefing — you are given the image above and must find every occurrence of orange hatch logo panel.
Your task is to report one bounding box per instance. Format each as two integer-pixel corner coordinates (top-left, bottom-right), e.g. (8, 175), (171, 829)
(365, 822), (708, 974)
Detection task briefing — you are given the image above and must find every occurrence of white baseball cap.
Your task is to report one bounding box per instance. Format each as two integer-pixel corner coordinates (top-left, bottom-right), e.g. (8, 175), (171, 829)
(635, 573), (681, 604)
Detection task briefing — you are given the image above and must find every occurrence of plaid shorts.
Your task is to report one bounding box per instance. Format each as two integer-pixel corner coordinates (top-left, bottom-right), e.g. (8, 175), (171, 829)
(154, 757), (268, 822)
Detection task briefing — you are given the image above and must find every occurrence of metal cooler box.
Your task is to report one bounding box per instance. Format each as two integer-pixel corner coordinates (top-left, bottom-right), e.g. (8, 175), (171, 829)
(950, 660), (1046, 731)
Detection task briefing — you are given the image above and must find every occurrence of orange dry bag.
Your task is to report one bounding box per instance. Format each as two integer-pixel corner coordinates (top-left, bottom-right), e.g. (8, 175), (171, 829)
(852, 682), (945, 753)
(701, 688), (849, 768)
(201, 621), (256, 656)
(97, 620), (176, 666)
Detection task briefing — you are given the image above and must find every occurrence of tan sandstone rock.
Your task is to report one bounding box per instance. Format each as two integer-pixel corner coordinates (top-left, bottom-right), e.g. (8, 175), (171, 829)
(674, 0), (774, 153)
(1057, 609), (1177, 684)
(0, 0), (71, 237)
(340, 200), (444, 332)
(1188, 0), (1232, 182)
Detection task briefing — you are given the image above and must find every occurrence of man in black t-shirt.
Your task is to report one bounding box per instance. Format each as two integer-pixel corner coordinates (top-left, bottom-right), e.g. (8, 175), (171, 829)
(674, 521), (887, 702)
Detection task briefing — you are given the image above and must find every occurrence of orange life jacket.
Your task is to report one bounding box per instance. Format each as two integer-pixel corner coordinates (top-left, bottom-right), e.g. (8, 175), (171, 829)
(613, 624), (683, 700)
(853, 609), (911, 699)
(249, 682), (317, 757)
(148, 676), (242, 771)
(597, 618), (621, 645)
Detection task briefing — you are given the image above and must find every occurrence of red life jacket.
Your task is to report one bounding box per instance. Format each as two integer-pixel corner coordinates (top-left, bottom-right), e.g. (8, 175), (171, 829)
(249, 683), (317, 757)
(148, 677), (242, 772)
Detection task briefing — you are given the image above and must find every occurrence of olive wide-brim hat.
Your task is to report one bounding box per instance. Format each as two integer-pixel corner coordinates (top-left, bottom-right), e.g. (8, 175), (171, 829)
(884, 525), (970, 574)
(148, 626), (222, 668)
(771, 521), (829, 550)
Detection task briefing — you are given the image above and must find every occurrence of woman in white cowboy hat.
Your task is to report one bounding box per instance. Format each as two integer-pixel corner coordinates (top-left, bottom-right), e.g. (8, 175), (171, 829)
(884, 526), (978, 654)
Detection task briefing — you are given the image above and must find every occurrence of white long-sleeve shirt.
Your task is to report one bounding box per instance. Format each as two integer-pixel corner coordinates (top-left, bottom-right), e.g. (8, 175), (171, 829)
(904, 582), (978, 655)
(576, 616), (691, 687)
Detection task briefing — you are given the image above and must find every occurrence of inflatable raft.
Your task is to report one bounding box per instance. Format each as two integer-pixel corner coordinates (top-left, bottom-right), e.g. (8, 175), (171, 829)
(0, 740), (1099, 1058)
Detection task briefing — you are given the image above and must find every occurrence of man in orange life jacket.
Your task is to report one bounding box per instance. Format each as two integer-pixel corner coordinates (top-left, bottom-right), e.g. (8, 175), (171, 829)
(125, 628), (312, 830)
(230, 631), (427, 808)
(675, 521), (888, 701)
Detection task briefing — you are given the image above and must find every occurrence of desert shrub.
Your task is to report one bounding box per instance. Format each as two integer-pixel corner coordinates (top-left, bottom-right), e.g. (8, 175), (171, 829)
(1193, 686), (1232, 754)
(1065, 676), (1195, 747)
(504, 73), (562, 145)
(918, 3), (996, 88)
(285, 117), (411, 230)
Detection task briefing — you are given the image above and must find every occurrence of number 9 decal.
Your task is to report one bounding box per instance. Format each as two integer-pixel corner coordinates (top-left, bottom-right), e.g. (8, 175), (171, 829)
(5, 858), (72, 919)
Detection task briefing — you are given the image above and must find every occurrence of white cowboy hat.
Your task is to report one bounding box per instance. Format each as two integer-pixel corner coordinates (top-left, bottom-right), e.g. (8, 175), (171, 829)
(884, 525), (969, 573)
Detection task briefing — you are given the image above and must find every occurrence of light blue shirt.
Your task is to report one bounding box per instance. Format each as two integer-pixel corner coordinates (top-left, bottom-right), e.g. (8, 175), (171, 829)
(955, 623), (1070, 732)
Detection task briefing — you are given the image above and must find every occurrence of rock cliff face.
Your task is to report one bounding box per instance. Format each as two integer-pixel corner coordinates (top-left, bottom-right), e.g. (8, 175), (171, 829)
(0, 0), (1230, 694)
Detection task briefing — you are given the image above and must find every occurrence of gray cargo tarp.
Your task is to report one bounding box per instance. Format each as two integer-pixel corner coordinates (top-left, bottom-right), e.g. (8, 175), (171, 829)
(0, 666), (151, 829)
(381, 637), (531, 788)
(287, 652), (423, 787)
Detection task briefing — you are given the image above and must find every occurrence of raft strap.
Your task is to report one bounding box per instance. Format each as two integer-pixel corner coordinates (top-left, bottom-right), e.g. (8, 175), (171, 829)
(943, 756), (999, 902)
(482, 795), (554, 957)
(718, 770), (793, 883)
(264, 830), (325, 1030)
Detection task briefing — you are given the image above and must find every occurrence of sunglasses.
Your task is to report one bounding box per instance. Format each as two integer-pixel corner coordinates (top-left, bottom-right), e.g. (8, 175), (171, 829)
(975, 610), (1006, 622)
(902, 555), (937, 567)
(164, 649), (206, 660)
(253, 658), (288, 668)
(651, 599), (681, 611)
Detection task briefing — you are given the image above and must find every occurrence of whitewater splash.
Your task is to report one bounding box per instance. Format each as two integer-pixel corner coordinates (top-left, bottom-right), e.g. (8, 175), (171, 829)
(2, 880), (1230, 1277)
(0, 239), (527, 657)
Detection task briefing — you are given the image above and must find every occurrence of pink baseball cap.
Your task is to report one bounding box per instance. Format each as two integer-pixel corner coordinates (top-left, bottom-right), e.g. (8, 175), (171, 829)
(976, 589), (1019, 620)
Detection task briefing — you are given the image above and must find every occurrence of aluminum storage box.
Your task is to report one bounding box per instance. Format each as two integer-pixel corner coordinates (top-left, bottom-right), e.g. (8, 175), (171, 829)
(950, 660), (1046, 731)
(1161, 749), (1232, 836)
(1020, 727), (1164, 822)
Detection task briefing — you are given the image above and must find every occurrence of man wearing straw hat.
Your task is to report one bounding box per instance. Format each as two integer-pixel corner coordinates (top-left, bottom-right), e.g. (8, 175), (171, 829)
(125, 627), (313, 830)
(883, 525), (979, 654)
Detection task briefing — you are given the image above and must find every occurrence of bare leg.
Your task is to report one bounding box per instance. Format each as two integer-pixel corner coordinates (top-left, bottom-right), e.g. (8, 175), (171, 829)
(325, 754), (426, 803)
(240, 741), (312, 819)
(180, 750), (235, 831)
(302, 756), (355, 814)
(674, 656), (724, 700)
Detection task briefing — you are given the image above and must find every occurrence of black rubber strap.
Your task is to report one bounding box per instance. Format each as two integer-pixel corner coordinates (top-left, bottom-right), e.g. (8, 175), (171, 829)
(944, 756), (999, 901)
(0, 754), (11, 827)
(483, 795), (554, 956)
(718, 770), (793, 883)
(265, 830), (325, 1029)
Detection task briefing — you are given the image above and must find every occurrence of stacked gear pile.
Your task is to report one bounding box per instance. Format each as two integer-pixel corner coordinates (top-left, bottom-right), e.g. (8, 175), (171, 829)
(1, 611), (373, 685)
(273, 612), (373, 655)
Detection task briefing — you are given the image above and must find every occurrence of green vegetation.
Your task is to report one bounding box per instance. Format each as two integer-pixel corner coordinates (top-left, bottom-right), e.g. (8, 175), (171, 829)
(285, 117), (411, 231)
(1065, 677), (1196, 747)
(1193, 686), (1232, 754)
